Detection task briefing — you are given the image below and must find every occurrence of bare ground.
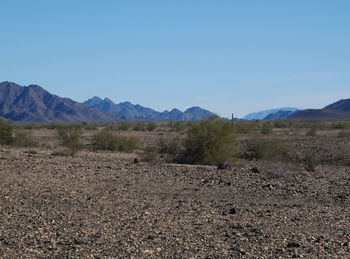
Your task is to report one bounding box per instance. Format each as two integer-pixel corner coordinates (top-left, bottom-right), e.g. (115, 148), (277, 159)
(0, 147), (349, 258)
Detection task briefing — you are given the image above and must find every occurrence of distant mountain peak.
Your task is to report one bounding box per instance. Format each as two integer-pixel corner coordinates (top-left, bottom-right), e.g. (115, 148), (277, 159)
(0, 82), (115, 123)
(83, 97), (215, 121)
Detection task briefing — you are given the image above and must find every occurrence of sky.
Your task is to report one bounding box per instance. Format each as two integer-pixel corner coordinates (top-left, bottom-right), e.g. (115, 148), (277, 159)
(1, 0), (350, 118)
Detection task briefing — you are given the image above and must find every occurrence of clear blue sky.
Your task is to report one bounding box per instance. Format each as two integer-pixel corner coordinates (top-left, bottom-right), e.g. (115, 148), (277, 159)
(1, 0), (349, 117)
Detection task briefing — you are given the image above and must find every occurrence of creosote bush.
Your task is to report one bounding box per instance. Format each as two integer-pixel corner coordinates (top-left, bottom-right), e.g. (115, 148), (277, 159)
(180, 117), (238, 166)
(0, 119), (13, 145)
(261, 122), (273, 135)
(146, 122), (157, 131)
(92, 128), (141, 151)
(246, 136), (288, 161)
(13, 130), (38, 147)
(56, 124), (82, 155)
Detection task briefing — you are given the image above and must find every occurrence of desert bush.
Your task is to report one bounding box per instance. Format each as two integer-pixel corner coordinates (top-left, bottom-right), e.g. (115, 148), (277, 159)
(158, 137), (183, 157)
(261, 122), (273, 135)
(338, 130), (350, 138)
(306, 125), (317, 136)
(56, 124), (82, 155)
(118, 122), (131, 131)
(169, 121), (186, 132)
(142, 146), (160, 162)
(12, 130), (38, 147)
(331, 121), (350, 130)
(273, 120), (289, 128)
(293, 146), (321, 172)
(92, 128), (118, 150)
(246, 137), (288, 161)
(234, 121), (258, 134)
(92, 129), (141, 151)
(180, 117), (238, 166)
(83, 123), (98, 130)
(0, 119), (13, 145)
(117, 136), (141, 152)
(146, 122), (157, 131)
(133, 122), (146, 131)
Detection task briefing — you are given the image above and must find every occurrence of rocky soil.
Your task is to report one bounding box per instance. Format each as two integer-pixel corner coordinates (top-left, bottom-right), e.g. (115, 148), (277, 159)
(0, 147), (349, 258)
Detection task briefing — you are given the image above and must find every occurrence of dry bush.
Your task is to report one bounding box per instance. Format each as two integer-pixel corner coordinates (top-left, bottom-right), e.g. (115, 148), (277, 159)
(12, 130), (38, 147)
(246, 136), (288, 161)
(92, 128), (141, 152)
(180, 117), (238, 167)
(0, 119), (13, 145)
(338, 130), (350, 138)
(56, 124), (82, 155)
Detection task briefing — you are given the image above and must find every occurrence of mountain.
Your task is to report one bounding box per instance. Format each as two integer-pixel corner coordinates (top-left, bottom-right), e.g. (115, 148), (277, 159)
(264, 110), (296, 120)
(243, 107), (299, 120)
(83, 97), (215, 121)
(289, 99), (350, 120)
(0, 81), (115, 123)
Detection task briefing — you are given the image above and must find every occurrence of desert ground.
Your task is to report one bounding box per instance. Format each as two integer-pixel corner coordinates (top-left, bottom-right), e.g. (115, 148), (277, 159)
(0, 122), (349, 258)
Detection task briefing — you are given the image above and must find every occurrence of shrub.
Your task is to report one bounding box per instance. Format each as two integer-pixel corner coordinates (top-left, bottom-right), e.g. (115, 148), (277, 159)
(261, 122), (273, 135)
(234, 121), (257, 134)
(169, 121), (186, 132)
(92, 128), (119, 150)
(133, 122), (146, 131)
(338, 130), (350, 138)
(246, 137), (288, 161)
(13, 130), (38, 147)
(273, 121), (289, 128)
(118, 122), (131, 131)
(158, 137), (183, 156)
(180, 118), (238, 166)
(0, 119), (13, 145)
(146, 122), (157, 131)
(56, 124), (82, 155)
(306, 125), (317, 136)
(92, 129), (141, 152)
(117, 136), (141, 152)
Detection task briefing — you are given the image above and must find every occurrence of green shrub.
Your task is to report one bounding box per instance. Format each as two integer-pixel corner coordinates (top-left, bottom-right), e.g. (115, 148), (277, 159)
(133, 122), (146, 131)
(146, 122), (157, 131)
(246, 137), (288, 161)
(117, 136), (141, 151)
(83, 123), (98, 130)
(169, 121), (186, 132)
(234, 121), (257, 134)
(158, 137), (183, 156)
(13, 130), (38, 147)
(118, 122), (131, 131)
(180, 118), (238, 166)
(92, 128), (118, 150)
(273, 121), (289, 128)
(338, 130), (350, 138)
(0, 119), (13, 145)
(306, 125), (317, 136)
(261, 122), (273, 135)
(56, 124), (82, 155)
(331, 122), (350, 130)
(92, 129), (141, 152)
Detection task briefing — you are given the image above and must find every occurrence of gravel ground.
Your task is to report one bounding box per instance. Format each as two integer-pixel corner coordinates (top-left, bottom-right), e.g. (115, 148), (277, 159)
(0, 147), (349, 258)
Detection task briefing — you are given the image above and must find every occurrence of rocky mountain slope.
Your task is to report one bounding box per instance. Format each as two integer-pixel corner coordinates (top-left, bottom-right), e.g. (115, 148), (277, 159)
(0, 81), (215, 123)
(0, 81), (115, 124)
(243, 108), (299, 120)
(83, 97), (215, 121)
(289, 99), (350, 120)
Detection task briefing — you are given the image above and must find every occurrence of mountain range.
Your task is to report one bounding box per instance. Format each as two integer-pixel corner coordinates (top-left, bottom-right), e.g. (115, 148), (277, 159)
(0, 81), (215, 123)
(289, 99), (350, 120)
(83, 97), (214, 122)
(243, 100), (350, 121)
(243, 108), (299, 120)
